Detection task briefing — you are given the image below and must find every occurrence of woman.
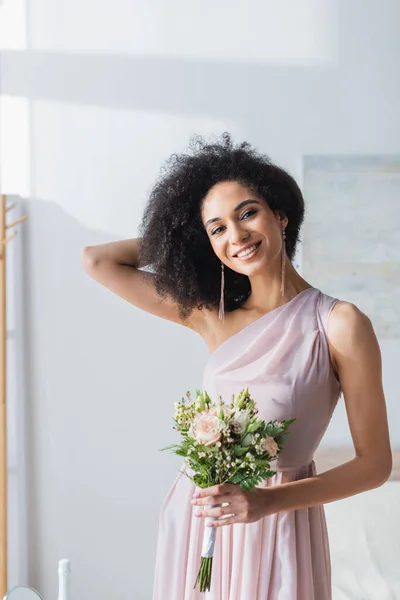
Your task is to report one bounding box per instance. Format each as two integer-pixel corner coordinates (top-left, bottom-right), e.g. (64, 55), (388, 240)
(82, 134), (392, 600)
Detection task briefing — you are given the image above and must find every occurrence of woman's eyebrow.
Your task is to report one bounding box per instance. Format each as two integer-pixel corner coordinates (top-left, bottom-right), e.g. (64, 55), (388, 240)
(205, 199), (261, 229)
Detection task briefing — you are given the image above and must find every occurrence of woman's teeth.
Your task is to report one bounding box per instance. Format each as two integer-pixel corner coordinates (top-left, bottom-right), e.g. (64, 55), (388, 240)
(236, 243), (259, 258)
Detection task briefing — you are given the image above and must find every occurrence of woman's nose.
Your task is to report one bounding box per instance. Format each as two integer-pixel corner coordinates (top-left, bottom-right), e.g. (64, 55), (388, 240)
(229, 224), (250, 245)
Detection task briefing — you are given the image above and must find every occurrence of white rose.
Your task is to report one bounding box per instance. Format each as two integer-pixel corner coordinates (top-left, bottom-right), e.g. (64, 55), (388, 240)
(231, 411), (250, 435)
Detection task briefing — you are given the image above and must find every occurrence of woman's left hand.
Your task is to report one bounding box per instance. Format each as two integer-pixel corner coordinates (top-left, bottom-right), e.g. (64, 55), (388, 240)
(190, 483), (278, 528)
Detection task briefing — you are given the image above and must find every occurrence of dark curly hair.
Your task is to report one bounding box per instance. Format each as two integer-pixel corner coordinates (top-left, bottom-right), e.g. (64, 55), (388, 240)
(138, 133), (305, 320)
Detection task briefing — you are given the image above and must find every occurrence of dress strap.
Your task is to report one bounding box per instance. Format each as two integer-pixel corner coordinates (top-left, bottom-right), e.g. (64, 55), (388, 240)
(316, 290), (342, 388)
(316, 290), (341, 338)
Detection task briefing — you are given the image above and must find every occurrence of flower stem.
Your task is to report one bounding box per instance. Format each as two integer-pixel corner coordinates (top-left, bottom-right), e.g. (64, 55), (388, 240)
(194, 557), (213, 593)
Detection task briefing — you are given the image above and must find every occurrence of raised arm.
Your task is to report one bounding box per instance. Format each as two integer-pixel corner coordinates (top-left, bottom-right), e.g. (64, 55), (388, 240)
(81, 239), (204, 330)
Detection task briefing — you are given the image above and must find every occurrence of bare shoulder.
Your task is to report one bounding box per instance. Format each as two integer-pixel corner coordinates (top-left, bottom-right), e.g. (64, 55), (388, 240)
(328, 300), (374, 344)
(327, 300), (378, 369)
(196, 305), (257, 354)
(184, 303), (212, 335)
(191, 305), (220, 346)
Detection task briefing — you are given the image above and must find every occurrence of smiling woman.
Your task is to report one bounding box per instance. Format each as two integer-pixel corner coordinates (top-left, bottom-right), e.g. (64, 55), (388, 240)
(137, 133), (306, 325)
(82, 133), (392, 600)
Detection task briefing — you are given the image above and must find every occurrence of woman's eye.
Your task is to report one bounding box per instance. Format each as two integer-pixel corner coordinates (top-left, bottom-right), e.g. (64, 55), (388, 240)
(241, 210), (257, 219)
(211, 226), (224, 236)
(211, 211), (257, 235)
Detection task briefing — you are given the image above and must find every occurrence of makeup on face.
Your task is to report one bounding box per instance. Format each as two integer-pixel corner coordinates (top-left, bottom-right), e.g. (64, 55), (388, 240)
(204, 199), (262, 233)
(202, 182), (282, 269)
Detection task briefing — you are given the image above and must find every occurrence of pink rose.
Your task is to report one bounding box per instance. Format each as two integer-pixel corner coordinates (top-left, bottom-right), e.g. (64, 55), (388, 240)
(191, 413), (222, 446)
(263, 436), (279, 457)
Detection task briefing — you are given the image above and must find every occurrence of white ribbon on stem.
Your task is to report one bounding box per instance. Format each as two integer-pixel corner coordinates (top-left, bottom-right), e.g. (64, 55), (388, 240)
(201, 504), (218, 558)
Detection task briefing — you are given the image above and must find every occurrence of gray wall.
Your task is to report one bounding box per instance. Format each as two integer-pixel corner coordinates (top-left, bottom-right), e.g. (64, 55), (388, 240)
(1, 1), (399, 598)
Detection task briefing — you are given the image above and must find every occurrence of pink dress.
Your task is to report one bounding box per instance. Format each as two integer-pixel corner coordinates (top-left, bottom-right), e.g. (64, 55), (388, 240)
(153, 287), (342, 600)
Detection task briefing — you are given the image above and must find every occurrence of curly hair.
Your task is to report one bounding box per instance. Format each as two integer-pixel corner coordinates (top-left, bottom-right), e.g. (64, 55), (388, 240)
(138, 133), (305, 321)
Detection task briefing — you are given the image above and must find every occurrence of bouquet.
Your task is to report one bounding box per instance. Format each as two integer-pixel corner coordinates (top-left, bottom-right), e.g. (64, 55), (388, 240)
(161, 386), (295, 593)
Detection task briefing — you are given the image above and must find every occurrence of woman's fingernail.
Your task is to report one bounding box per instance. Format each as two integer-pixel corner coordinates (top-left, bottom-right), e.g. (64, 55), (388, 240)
(193, 491), (200, 498)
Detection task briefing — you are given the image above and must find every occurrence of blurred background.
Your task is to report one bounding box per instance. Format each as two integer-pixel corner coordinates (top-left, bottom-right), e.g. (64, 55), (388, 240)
(1, 1), (399, 599)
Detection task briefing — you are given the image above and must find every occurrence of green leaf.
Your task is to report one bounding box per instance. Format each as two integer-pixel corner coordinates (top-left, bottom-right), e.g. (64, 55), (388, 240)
(229, 472), (246, 484)
(233, 445), (248, 457)
(159, 444), (178, 452)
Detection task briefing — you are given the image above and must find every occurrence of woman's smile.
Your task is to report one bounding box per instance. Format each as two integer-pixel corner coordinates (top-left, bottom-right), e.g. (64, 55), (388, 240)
(233, 241), (262, 261)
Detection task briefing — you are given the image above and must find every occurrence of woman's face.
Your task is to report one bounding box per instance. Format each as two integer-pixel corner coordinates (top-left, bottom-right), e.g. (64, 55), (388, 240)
(201, 181), (287, 275)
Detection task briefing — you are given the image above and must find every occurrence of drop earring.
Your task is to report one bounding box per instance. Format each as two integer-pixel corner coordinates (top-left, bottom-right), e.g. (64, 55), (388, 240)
(280, 224), (286, 298)
(218, 262), (225, 322)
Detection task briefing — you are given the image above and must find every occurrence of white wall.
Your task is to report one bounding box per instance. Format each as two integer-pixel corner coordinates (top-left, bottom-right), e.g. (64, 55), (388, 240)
(1, 1), (399, 598)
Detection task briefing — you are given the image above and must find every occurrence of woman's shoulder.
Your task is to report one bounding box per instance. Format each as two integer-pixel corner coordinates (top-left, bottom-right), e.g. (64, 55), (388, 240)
(323, 294), (373, 369)
(316, 287), (369, 326)
(315, 288), (371, 338)
(192, 305), (242, 354)
(327, 298), (372, 339)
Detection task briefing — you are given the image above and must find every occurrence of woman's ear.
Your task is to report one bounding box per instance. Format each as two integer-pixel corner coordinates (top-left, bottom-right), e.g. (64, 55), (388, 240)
(274, 210), (288, 227)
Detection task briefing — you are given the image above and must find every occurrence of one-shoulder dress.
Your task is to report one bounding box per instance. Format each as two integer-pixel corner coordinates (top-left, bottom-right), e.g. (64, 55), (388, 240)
(153, 287), (342, 600)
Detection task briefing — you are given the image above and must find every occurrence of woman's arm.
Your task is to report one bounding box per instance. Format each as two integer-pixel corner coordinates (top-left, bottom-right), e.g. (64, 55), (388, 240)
(190, 301), (393, 527)
(82, 239), (204, 330)
(82, 238), (144, 269)
(271, 301), (392, 513)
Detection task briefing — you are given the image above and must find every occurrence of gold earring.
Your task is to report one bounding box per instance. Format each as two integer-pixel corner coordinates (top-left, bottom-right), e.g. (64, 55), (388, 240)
(280, 224), (286, 298)
(218, 262), (225, 322)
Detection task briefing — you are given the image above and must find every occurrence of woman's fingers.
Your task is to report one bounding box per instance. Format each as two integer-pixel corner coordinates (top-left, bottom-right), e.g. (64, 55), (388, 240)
(194, 503), (232, 519)
(191, 493), (227, 507)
